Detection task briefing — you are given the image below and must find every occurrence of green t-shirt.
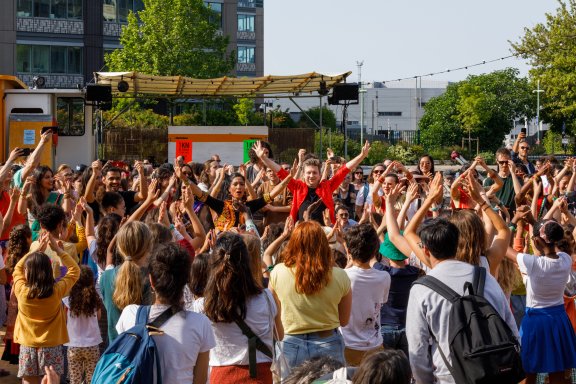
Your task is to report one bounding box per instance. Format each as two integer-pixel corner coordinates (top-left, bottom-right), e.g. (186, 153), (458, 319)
(483, 174), (520, 213)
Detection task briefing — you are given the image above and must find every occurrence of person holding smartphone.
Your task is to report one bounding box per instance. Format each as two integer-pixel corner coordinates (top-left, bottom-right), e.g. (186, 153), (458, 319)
(512, 129), (536, 175)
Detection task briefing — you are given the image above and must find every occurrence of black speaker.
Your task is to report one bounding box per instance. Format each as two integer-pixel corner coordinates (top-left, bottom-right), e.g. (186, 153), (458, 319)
(331, 83), (359, 103)
(86, 85), (112, 102)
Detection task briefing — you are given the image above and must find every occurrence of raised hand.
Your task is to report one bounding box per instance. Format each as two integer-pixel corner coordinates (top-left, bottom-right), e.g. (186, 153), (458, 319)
(252, 141), (268, 159)
(360, 140), (371, 157)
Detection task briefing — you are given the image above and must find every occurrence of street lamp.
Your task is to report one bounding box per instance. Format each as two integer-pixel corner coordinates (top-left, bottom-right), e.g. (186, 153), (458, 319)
(533, 79), (544, 143)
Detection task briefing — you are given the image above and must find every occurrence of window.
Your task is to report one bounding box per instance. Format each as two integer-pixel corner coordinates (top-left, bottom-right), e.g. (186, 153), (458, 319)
(17, 45), (83, 74)
(204, 2), (222, 27)
(237, 46), (255, 63)
(237, 13), (254, 32)
(50, 46), (66, 73)
(378, 111), (402, 117)
(104, 0), (142, 22)
(19, 0), (82, 19)
(238, 0), (255, 8)
(17, 0), (32, 17)
(57, 98), (85, 136)
(17, 45), (31, 72)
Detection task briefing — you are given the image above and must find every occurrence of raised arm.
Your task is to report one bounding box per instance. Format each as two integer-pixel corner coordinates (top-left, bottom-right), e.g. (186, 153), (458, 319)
(0, 148), (25, 185)
(19, 131), (52, 183)
(384, 184), (413, 258)
(181, 185), (206, 251)
(133, 161), (148, 202)
(404, 172), (444, 269)
(345, 140), (371, 171)
(84, 160), (102, 203)
(127, 179), (159, 223)
(253, 141), (281, 173)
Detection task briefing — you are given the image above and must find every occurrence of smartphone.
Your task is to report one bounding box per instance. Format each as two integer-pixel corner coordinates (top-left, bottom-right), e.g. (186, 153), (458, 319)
(41, 126), (58, 135)
(520, 128), (527, 135)
(19, 147), (32, 157)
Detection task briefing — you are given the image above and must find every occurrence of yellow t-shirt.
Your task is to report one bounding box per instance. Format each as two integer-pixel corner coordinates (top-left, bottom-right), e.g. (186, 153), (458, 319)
(270, 263), (351, 335)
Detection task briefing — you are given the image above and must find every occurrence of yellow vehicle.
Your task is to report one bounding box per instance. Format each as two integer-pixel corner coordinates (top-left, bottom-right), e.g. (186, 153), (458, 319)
(0, 75), (95, 168)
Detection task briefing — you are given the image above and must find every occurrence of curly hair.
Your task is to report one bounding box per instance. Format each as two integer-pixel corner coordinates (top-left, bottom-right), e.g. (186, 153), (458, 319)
(95, 214), (121, 268)
(203, 232), (262, 322)
(6, 224), (32, 274)
(69, 266), (102, 318)
(281, 221), (333, 295)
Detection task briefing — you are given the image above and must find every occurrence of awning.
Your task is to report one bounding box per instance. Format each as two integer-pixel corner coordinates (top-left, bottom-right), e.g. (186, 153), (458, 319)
(94, 71), (351, 98)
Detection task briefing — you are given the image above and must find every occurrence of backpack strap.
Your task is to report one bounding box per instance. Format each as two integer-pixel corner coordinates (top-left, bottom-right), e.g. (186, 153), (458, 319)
(234, 317), (273, 378)
(413, 275), (461, 303)
(149, 306), (178, 329)
(472, 265), (486, 297)
(136, 305), (151, 326)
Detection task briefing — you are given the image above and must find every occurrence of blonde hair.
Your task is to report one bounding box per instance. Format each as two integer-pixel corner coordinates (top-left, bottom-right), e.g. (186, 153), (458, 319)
(112, 222), (152, 310)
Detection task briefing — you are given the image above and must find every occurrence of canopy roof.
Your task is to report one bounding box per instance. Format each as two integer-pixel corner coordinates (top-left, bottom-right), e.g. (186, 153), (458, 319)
(94, 71), (351, 98)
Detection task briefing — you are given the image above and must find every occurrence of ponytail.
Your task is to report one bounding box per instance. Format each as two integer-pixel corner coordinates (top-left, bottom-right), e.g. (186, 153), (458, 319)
(112, 260), (143, 310)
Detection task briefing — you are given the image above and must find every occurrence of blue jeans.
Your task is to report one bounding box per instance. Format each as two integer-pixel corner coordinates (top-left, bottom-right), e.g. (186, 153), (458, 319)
(380, 325), (409, 359)
(280, 330), (345, 379)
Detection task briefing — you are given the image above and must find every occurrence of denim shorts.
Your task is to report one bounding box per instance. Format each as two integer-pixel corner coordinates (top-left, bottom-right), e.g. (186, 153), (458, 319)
(280, 330), (345, 379)
(380, 325), (409, 359)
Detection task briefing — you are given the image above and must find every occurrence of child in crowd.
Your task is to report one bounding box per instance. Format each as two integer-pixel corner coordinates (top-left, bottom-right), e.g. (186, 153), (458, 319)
(12, 232), (80, 384)
(63, 266), (103, 384)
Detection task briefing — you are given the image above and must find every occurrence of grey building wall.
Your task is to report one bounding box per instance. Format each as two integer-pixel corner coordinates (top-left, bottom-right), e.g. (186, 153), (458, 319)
(0, 0), (17, 75)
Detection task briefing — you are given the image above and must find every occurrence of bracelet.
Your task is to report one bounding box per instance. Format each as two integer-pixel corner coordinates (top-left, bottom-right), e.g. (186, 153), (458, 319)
(479, 201), (488, 209)
(508, 223), (517, 232)
(198, 191), (208, 203)
(430, 206), (440, 212)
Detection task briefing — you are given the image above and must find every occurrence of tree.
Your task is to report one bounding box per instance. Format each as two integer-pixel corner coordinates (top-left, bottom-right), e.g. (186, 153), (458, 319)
(233, 98), (253, 126)
(105, 0), (235, 78)
(510, 0), (576, 133)
(419, 68), (534, 152)
(299, 106), (337, 130)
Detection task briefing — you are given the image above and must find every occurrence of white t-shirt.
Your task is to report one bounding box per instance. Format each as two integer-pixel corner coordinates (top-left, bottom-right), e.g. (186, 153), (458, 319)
(341, 266), (390, 350)
(196, 289), (277, 366)
(517, 252), (571, 308)
(62, 297), (102, 347)
(116, 304), (215, 384)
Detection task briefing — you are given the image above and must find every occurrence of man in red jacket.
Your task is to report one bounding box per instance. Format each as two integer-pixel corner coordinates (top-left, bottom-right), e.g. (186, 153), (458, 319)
(252, 141), (371, 225)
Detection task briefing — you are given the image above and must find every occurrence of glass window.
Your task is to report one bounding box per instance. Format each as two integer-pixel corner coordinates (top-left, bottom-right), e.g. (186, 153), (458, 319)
(34, 0), (50, 17)
(67, 47), (82, 74)
(204, 2), (222, 26)
(237, 46), (255, 63)
(16, 45), (31, 73)
(50, 46), (66, 73)
(237, 14), (254, 32)
(68, 0), (82, 19)
(17, 0), (32, 17)
(103, 0), (117, 21)
(52, 0), (66, 18)
(118, 0), (132, 22)
(57, 98), (85, 136)
(32, 45), (50, 73)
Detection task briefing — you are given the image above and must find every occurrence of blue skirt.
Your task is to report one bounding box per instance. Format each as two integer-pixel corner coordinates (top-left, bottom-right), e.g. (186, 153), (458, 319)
(520, 304), (576, 373)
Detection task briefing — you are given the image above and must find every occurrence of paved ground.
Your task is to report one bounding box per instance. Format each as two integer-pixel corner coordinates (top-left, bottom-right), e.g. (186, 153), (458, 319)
(0, 326), (19, 383)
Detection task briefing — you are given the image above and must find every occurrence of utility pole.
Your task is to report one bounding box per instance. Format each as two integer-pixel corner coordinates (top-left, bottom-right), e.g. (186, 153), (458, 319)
(533, 79), (544, 144)
(357, 60), (365, 144)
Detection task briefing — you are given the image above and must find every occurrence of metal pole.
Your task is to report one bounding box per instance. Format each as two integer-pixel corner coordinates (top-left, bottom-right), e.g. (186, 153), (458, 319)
(319, 96), (323, 160)
(357, 61), (364, 144)
(533, 79), (544, 143)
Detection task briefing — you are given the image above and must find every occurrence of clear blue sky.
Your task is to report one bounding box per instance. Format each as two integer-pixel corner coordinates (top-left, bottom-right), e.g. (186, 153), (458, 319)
(264, 1), (559, 83)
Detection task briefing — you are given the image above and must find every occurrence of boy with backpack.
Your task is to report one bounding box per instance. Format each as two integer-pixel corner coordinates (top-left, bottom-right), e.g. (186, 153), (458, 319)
(405, 218), (522, 384)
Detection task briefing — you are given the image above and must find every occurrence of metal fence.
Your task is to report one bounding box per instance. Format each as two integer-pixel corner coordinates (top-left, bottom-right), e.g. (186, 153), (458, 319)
(347, 130), (420, 145)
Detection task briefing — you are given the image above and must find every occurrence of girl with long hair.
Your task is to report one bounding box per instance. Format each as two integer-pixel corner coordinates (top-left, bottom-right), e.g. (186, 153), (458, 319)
(12, 232), (80, 384)
(202, 232), (282, 384)
(269, 221), (351, 378)
(63, 266), (103, 384)
(506, 220), (576, 383)
(1, 225), (32, 365)
(116, 243), (215, 384)
(100, 221), (153, 342)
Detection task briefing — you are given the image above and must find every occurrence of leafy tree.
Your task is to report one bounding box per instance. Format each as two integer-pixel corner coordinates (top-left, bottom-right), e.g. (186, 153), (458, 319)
(419, 68), (534, 152)
(511, 0), (576, 132)
(105, 0), (234, 78)
(299, 106), (337, 130)
(233, 98), (253, 126)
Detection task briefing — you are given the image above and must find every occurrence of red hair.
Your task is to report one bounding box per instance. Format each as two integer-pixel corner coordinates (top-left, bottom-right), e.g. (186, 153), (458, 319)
(282, 221), (332, 295)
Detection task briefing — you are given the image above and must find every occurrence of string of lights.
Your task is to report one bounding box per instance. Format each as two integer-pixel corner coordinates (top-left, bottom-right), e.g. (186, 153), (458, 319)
(381, 53), (520, 84)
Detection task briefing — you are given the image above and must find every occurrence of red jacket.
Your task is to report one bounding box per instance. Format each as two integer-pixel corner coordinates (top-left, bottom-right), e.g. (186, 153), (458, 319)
(277, 165), (350, 223)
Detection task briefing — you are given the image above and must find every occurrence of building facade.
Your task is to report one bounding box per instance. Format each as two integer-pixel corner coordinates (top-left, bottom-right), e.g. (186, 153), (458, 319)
(0, 0), (263, 88)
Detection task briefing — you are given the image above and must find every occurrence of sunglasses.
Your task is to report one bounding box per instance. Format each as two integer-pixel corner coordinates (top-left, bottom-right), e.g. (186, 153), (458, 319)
(520, 146), (530, 150)
(373, 170), (385, 174)
(498, 161), (509, 165)
(339, 213), (349, 217)
(354, 171), (363, 174)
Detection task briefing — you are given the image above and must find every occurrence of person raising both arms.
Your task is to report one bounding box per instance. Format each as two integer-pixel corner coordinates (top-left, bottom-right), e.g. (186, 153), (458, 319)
(252, 141), (371, 225)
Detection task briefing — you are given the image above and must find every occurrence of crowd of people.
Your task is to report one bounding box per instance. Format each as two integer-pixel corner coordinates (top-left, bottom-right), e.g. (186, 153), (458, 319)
(0, 130), (576, 384)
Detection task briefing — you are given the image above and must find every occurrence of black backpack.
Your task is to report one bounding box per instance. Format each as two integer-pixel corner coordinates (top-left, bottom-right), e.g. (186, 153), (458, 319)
(413, 266), (525, 384)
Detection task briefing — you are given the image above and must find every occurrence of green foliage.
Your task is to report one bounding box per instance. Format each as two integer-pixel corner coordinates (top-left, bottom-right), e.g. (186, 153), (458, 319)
(233, 98), (253, 126)
(299, 107), (337, 130)
(477, 151), (496, 165)
(542, 130), (574, 154)
(511, 0), (576, 133)
(419, 68), (534, 153)
(105, 0), (234, 78)
(387, 145), (417, 164)
(365, 141), (390, 165)
(103, 107), (169, 130)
